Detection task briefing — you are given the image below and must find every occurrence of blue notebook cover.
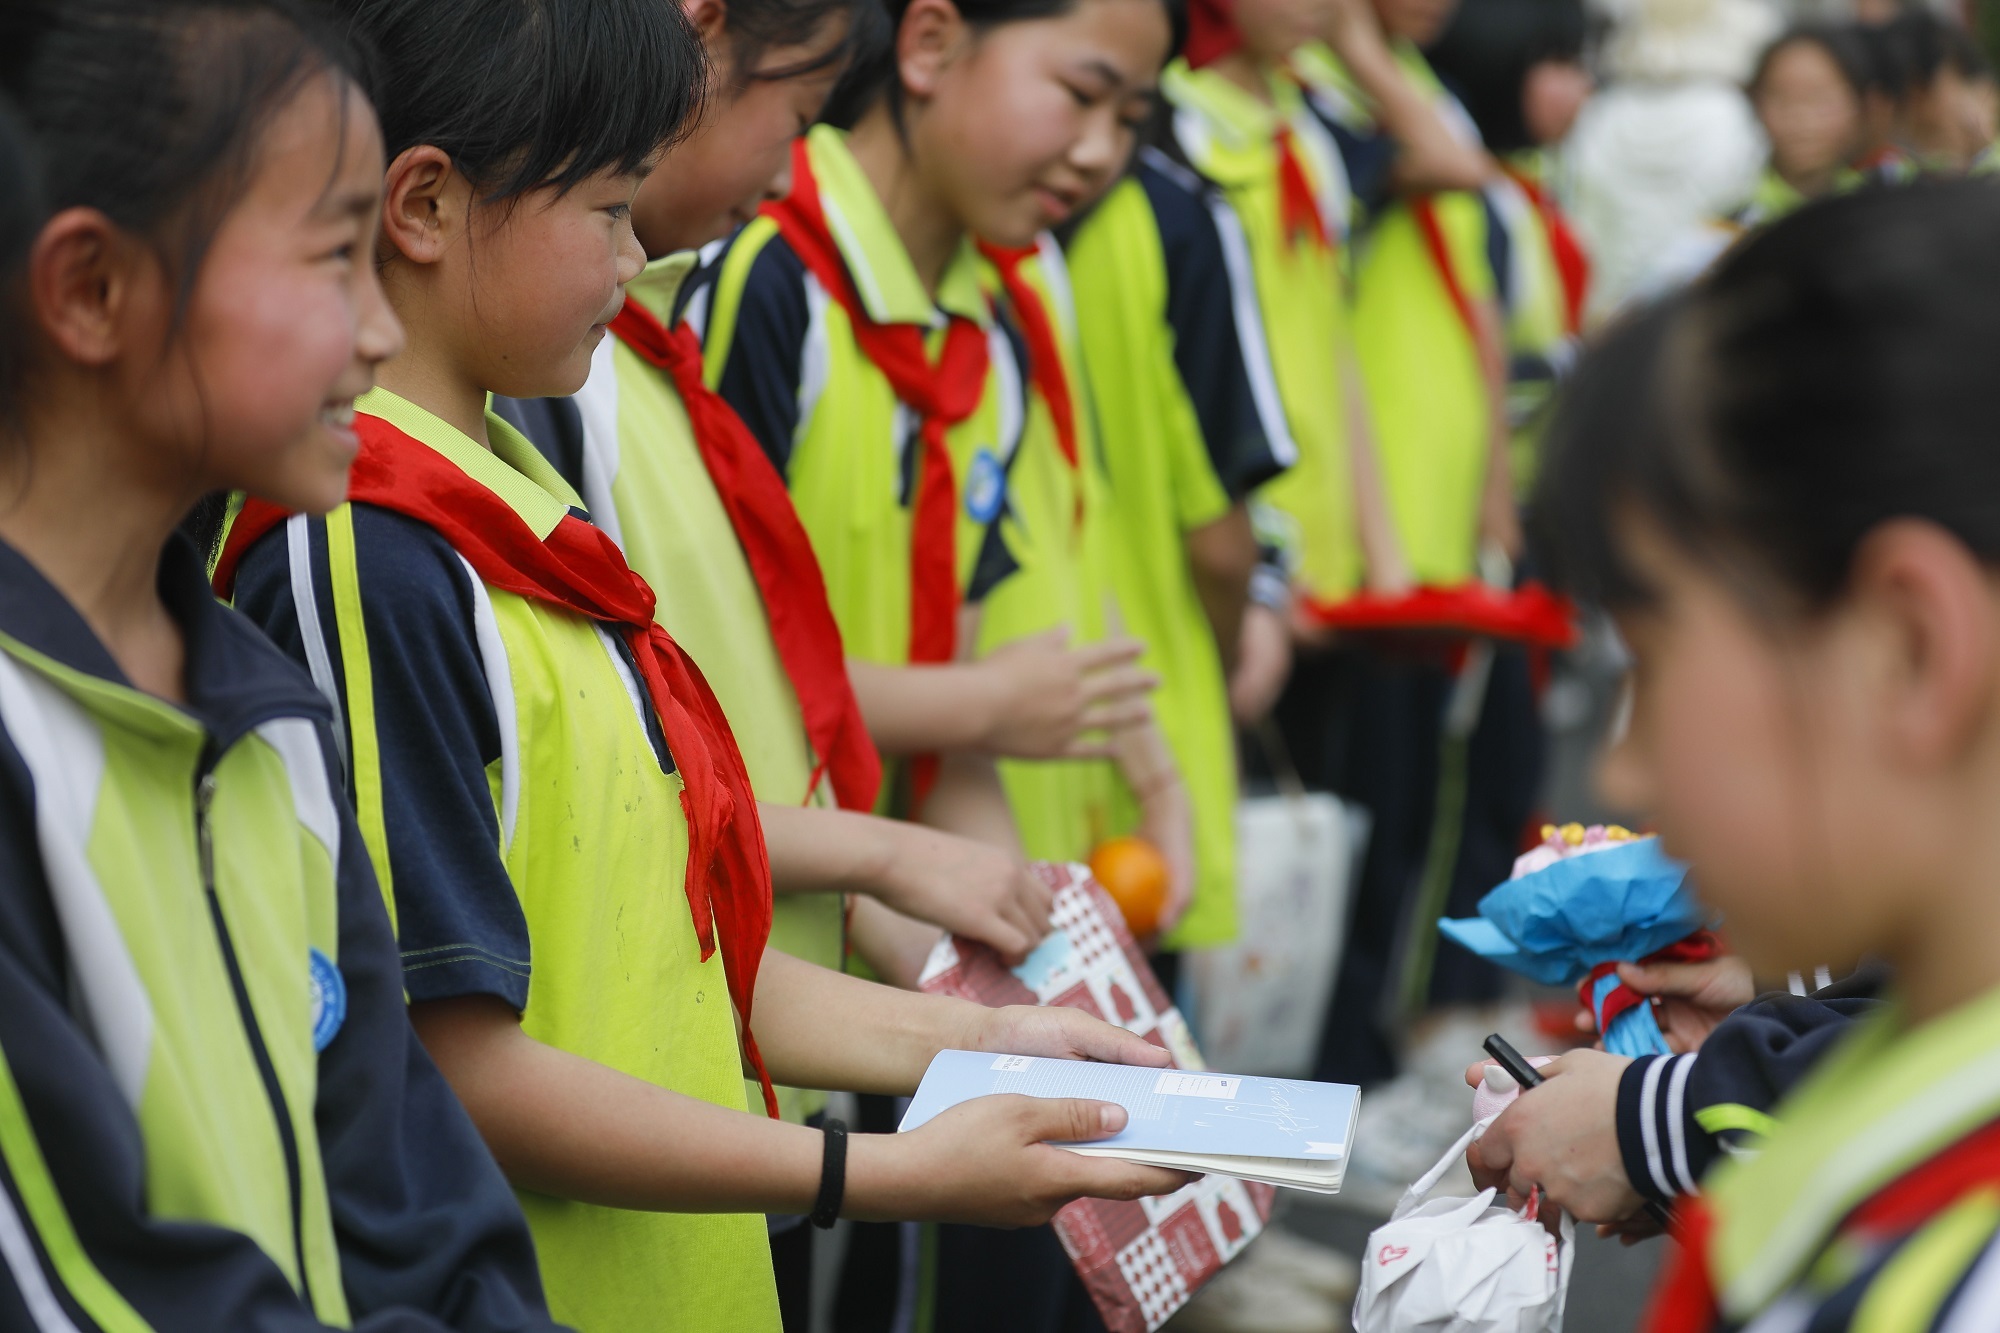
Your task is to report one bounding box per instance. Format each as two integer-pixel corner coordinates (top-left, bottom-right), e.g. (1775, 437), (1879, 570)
(899, 1051), (1360, 1162)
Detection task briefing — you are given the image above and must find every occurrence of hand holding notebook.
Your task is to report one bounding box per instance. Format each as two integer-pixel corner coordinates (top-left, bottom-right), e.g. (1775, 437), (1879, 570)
(901, 1049), (1361, 1193)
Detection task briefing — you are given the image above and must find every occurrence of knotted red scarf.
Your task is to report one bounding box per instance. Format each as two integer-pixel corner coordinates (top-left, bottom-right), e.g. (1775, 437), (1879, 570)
(1184, 0), (1243, 68)
(975, 241), (1077, 474)
(213, 413), (780, 1117)
(1274, 125), (1330, 251)
(761, 138), (990, 809)
(609, 296), (882, 815)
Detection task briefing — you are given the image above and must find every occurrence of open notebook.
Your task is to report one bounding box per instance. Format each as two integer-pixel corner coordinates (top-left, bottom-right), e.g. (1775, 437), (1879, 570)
(900, 1049), (1362, 1193)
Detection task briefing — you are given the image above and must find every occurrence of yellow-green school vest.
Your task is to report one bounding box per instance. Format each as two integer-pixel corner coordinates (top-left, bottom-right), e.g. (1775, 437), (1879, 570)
(704, 125), (1133, 862)
(1701, 985), (2000, 1325)
(574, 252), (839, 1126)
(1164, 60), (1368, 604)
(330, 388), (779, 1332)
(0, 620), (351, 1323)
(973, 240), (1135, 869)
(703, 129), (1017, 817)
(1302, 43), (1497, 586)
(1064, 176), (1244, 948)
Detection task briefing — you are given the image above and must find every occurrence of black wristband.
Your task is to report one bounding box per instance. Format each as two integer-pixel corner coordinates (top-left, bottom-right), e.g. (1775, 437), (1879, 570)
(810, 1119), (848, 1230)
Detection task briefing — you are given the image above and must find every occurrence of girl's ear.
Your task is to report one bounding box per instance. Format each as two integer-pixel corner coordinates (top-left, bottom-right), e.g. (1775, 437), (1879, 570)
(27, 208), (148, 367)
(1848, 518), (2000, 770)
(379, 144), (464, 266)
(898, 0), (969, 101)
(683, 0), (730, 45)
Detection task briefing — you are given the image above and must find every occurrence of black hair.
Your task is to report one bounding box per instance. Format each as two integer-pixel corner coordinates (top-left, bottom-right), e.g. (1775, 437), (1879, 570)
(821, 0), (1188, 131)
(328, 0), (708, 203)
(1854, 18), (1914, 99)
(1533, 180), (2000, 616)
(1429, 0), (1588, 155)
(728, 0), (881, 83)
(0, 102), (38, 280)
(1876, 11), (1988, 93)
(0, 0), (368, 420)
(0, 99), (44, 438)
(1749, 24), (1871, 104)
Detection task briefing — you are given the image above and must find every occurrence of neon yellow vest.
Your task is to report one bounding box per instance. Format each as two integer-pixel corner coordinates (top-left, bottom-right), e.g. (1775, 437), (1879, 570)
(1164, 60), (1366, 604)
(1301, 43), (1496, 585)
(974, 241), (1134, 868)
(326, 388), (780, 1332)
(1064, 176), (1244, 948)
(574, 252), (839, 1125)
(0, 638), (350, 1324)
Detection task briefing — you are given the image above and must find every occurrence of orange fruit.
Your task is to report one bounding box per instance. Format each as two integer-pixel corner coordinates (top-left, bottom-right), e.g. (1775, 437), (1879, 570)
(1089, 835), (1171, 938)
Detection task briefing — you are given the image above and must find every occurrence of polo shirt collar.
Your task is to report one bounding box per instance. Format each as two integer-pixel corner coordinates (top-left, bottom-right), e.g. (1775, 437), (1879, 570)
(0, 531), (331, 742)
(358, 387), (585, 542)
(1164, 58), (1289, 151)
(627, 250), (701, 326)
(803, 125), (991, 329)
(1710, 982), (2000, 1316)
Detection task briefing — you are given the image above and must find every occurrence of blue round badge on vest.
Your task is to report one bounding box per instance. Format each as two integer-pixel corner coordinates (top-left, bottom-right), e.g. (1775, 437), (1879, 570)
(309, 947), (346, 1053)
(964, 448), (1006, 524)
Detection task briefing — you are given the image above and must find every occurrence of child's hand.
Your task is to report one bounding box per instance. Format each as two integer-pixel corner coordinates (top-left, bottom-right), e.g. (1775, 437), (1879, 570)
(969, 1005), (1174, 1070)
(975, 629), (1157, 759)
(1611, 955), (1755, 1053)
(874, 823), (1054, 963)
(847, 1095), (1196, 1226)
(1463, 1049), (1640, 1224)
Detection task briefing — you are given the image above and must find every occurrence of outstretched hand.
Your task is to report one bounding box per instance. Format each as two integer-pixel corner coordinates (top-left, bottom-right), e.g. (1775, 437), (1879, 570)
(849, 1094), (1196, 1227)
(972, 1004), (1172, 1070)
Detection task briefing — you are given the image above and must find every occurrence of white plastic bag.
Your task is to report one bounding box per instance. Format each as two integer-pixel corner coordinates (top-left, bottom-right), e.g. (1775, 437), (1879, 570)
(1187, 792), (1365, 1076)
(1352, 1119), (1574, 1333)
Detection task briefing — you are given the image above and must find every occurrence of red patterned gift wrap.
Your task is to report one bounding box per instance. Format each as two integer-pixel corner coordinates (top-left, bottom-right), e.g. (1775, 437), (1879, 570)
(917, 862), (1278, 1332)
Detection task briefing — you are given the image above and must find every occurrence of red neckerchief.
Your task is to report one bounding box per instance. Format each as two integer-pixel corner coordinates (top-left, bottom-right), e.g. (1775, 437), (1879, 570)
(975, 241), (1077, 473)
(1274, 124), (1330, 251)
(761, 138), (990, 810)
(1185, 0), (1243, 67)
(1410, 195), (1478, 344)
(213, 413), (780, 1117)
(609, 296), (883, 815)
(1499, 163), (1591, 336)
(1643, 1118), (2000, 1332)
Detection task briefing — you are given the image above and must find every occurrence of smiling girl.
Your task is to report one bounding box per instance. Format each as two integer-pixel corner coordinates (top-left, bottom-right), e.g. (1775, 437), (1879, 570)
(699, 0), (1196, 925)
(0, 1), (563, 1327)
(213, 1), (1192, 1329)
(695, 0), (1188, 1322)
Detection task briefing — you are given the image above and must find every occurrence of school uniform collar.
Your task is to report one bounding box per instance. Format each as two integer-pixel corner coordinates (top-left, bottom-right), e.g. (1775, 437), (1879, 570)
(1708, 982), (2000, 1316)
(626, 250), (701, 328)
(0, 531), (331, 744)
(1163, 59), (1318, 186)
(801, 124), (993, 330)
(358, 386), (585, 541)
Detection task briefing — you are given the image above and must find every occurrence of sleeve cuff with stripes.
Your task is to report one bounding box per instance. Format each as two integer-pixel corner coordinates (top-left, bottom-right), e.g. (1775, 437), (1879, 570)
(1616, 1052), (1707, 1204)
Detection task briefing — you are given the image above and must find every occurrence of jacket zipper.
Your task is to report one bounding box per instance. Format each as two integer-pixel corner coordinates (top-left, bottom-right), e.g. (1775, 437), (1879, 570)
(196, 757), (316, 1310)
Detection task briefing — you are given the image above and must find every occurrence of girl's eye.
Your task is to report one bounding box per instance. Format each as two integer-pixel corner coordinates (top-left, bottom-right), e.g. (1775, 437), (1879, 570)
(322, 242), (357, 266)
(607, 203), (632, 220)
(1064, 83), (1097, 109)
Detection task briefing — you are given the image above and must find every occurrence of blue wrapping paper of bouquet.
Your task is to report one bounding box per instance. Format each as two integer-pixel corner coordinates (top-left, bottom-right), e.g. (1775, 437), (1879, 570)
(1439, 838), (1712, 1057)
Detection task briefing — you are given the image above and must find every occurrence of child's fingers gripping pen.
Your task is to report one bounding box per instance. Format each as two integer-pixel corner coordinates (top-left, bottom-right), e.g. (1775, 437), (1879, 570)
(1482, 1033), (1676, 1233)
